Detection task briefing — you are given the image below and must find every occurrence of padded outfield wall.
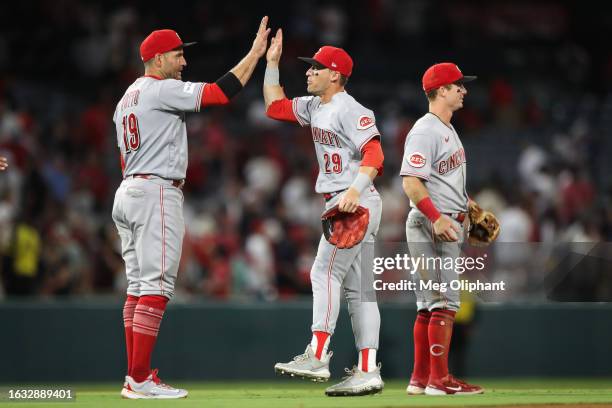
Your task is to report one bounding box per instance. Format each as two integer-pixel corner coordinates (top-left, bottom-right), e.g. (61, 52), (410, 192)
(1, 301), (610, 382)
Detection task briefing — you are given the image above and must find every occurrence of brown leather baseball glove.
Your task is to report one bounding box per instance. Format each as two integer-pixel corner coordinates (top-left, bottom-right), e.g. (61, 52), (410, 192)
(468, 201), (500, 246)
(321, 205), (370, 249)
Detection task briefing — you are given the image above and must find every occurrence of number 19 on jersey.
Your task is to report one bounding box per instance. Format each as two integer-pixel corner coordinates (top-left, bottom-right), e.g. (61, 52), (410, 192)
(122, 113), (141, 153)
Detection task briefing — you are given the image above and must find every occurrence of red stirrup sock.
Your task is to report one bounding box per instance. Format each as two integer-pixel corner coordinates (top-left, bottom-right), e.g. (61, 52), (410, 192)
(412, 310), (432, 381)
(428, 309), (456, 382)
(311, 331), (331, 360)
(130, 295), (169, 382)
(123, 295), (139, 376)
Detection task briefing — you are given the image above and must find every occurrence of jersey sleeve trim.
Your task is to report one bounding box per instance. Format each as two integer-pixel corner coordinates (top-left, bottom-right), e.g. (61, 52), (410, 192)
(399, 171), (431, 181)
(292, 98), (307, 127)
(195, 83), (205, 112)
(358, 133), (381, 152)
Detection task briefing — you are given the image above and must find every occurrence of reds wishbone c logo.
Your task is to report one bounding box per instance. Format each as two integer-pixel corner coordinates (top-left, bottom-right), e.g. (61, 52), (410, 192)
(357, 116), (375, 130)
(408, 152), (426, 168)
(430, 344), (445, 356)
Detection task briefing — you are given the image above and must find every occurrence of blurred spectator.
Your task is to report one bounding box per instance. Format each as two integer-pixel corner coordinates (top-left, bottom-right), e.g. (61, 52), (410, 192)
(1, 219), (42, 295)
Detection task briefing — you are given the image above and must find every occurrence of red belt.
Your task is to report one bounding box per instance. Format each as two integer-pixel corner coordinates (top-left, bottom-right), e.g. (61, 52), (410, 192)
(323, 189), (347, 202)
(128, 174), (184, 189)
(447, 212), (466, 223)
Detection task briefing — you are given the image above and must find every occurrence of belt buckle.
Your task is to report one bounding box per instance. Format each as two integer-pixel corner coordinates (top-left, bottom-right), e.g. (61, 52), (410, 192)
(323, 189), (346, 202)
(447, 212), (466, 223)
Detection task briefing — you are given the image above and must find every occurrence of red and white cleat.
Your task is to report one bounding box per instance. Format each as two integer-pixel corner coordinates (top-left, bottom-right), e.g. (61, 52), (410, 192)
(120, 376), (139, 398)
(122, 369), (188, 399)
(425, 374), (484, 395)
(406, 377), (427, 395)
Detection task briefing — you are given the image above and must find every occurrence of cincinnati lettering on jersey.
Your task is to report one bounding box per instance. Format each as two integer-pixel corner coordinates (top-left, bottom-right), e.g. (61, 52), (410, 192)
(437, 148), (466, 174)
(311, 127), (342, 148)
(120, 90), (140, 111)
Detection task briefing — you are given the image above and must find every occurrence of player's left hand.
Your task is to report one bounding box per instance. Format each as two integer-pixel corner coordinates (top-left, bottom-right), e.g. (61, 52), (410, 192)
(250, 16), (271, 59)
(266, 28), (283, 64)
(338, 188), (360, 213)
(0, 156), (7, 171)
(468, 201), (500, 246)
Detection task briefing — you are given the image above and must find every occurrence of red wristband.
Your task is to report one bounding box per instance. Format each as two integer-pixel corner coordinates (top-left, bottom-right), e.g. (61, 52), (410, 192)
(416, 197), (441, 223)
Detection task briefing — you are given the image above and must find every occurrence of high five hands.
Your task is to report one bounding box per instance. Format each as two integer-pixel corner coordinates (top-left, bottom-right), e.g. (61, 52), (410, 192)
(250, 16), (271, 59)
(266, 28), (283, 65)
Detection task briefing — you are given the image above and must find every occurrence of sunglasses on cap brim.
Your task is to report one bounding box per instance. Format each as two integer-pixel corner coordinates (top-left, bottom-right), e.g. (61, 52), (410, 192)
(297, 57), (327, 71)
(311, 64), (328, 71)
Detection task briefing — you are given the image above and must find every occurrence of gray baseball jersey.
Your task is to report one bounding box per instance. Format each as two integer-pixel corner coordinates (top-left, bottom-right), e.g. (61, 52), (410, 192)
(292, 91), (380, 193)
(113, 76), (206, 179)
(400, 113), (469, 213)
(290, 91), (382, 351)
(401, 112), (469, 312)
(112, 76), (205, 299)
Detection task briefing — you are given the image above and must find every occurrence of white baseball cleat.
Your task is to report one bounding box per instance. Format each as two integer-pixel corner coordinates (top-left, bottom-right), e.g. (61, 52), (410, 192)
(274, 345), (332, 382)
(406, 377), (426, 395)
(325, 364), (384, 396)
(122, 369), (188, 399)
(120, 375), (139, 398)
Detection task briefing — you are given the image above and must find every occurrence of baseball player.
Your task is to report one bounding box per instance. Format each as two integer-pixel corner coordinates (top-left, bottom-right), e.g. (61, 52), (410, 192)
(263, 29), (385, 396)
(113, 17), (270, 399)
(401, 62), (484, 395)
(0, 157), (7, 170)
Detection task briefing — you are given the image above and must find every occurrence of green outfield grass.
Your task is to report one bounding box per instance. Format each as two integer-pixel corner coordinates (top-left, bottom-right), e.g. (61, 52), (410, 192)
(3, 378), (612, 408)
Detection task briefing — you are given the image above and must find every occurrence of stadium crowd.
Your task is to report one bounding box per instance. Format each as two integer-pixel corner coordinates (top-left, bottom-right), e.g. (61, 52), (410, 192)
(1, 1), (611, 300)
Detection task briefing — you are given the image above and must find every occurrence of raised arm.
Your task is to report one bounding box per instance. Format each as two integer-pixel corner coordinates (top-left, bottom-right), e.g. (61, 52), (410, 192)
(199, 17), (270, 108)
(263, 28), (288, 109)
(229, 16), (270, 85)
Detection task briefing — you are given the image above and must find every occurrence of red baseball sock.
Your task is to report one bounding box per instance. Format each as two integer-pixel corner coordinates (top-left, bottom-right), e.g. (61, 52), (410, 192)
(131, 295), (168, 382)
(359, 348), (377, 372)
(123, 295), (139, 376)
(428, 309), (456, 382)
(311, 331), (330, 360)
(412, 310), (431, 382)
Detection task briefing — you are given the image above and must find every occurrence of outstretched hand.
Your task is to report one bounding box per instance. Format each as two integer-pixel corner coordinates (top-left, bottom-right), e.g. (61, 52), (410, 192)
(266, 28), (283, 64)
(0, 156), (7, 171)
(250, 16), (271, 59)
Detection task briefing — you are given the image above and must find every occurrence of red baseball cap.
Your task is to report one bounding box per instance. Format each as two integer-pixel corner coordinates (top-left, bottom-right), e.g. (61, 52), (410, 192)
(298, 46), (353, 77)
(422, 62), (477, 92)
(140, 29), (197, 62)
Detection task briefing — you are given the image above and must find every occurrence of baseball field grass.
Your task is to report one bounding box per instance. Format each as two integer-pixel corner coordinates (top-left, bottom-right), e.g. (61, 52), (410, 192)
(3, 378), (612, 407)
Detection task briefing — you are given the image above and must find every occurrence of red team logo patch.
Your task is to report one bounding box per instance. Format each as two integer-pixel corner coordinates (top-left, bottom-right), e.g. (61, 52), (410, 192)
(408, 152), (426, 168)
(357, 115), (375, 130)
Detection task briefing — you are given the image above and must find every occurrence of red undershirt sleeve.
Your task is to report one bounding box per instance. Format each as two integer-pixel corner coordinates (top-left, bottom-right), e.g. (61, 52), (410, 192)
(266, 98), (299, 123)
(361, 138), (384, 175)
(200, 83), (230, 107)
